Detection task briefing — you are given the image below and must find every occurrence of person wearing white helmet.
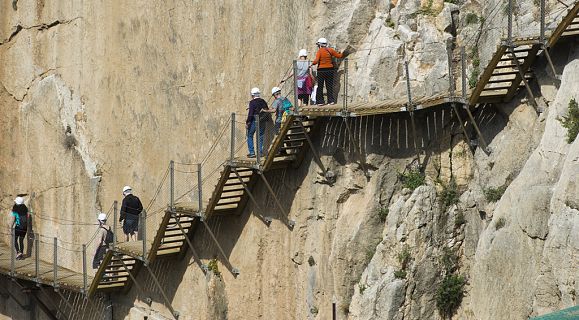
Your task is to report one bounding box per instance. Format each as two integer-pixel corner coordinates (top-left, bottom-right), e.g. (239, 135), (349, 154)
(246, 87), (271, 158)
(92, 212), (114, 269)
(312, 37), (344, 105)
(119, 186), (143, 242)
(280, 49), (315, 107)
(10, 196), (30, 260)
(262, 87), (294, 134)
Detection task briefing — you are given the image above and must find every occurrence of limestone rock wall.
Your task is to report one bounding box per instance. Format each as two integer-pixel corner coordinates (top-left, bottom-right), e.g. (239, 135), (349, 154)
(0, 0), (578, 320)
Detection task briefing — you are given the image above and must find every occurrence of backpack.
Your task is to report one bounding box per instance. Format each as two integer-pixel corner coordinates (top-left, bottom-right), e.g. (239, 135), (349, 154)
(101, 226), (114, 247)
(276, 98), (293, 123)
(13, 212), (28, 231)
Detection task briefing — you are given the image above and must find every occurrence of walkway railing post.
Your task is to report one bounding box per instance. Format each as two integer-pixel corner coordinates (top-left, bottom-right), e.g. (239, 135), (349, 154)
(449, 46), (470, 144)
(230, 113), (235, 161)
(82, 244), (87, 294)
(540, 0), (545, 44)
(507, 0), (513, 45)
(447, 42), (455, 98)
(170, 160), (175, 210)
(142, 209), (147, 260)
(343, 58), (349, 113)
(255, 115), (261, 166)
(461, 46), (467, 100)
(293, 60), (299, 114)
(53, 237), (58, 289)
(197, 163), (203, 214)
(10, 228), (15, 277)
(35, 233), (39, 284)
(113, 200), (118, 248)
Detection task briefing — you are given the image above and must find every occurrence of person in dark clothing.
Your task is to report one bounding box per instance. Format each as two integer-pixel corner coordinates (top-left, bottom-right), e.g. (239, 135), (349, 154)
(10, 196), (29, 260)
(246, 87), (271, 158)
(119, 186), (143, 242)
(312, 37), (344, 105)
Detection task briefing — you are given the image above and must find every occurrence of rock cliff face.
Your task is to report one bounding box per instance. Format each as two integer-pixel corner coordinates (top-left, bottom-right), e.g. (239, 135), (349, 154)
(0, 1), (577, 319)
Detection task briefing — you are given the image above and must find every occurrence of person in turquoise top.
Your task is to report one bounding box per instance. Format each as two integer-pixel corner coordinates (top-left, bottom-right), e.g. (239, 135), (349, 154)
(11, 196), (29, 260)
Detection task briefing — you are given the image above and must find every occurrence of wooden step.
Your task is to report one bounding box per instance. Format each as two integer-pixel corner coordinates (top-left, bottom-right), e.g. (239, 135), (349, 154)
(218, 194), (243, 200)
(494, 64), (517, 70)
(97, 280), (127, 286)
(216, 198), (242, 206)
(161, 239), (186, 245)
(223, 179), (250, 187)
(213, 203), (238, 210)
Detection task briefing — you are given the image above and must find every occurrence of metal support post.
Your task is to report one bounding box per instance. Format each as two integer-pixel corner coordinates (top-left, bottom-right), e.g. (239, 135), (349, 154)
(342, 117), (367, 175)
(197, 163), (203, 214)
(540, 0), (546, 44)
(53, 237), (58, 289)
(118, 253), (147, 298)
(232, 168), (271, 223)
(10, 229), (15, 277)
(509, 49), (537, 108)
(142, 209), (147, 260)
(143, 265), (180, 319)
(332, 302), (337, 320)
(113, 200), (118, 248)
(293, 60), (299, 114)
(404, 61), (420, 161)
(257, 171), (295, 228)
(170, 160), (175, 210)
(35, 234), (39, 284)
(452, 104), (470, 144)
(448, 47), (470, 145)
(463, 105), (491, 154)
(201, 220), (240, 275)
(82, 244), (87, 294)
(255, 114), (261, 166)
(508, 0), (513, 45)
(296, 120), (332, 180)
(230, 113), (236, 161)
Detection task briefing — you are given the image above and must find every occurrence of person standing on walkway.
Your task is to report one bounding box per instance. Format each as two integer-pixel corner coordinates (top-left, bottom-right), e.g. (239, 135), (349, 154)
(92, 212), (113, 269)
(119, 186), (143, 242)
(246, 87), (270, 158)
(280, 49), (314, 107)
(10, 196), (29, 260)
(312, 38), (344, 105)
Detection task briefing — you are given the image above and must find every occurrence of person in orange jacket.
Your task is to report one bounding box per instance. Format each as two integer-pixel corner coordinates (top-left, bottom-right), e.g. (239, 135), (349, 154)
(312, 38), (344, 105)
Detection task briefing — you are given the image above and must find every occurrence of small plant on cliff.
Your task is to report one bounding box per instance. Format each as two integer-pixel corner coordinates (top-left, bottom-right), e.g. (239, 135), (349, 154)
(439, 178), (460, 210)
(436, 274), (466, 317)
(465, 12), (479, 24)
(469, 47), (481, 89)
(441, 247), (459, 274)
(558, 98), (579, 143)
(358, 283), (367, 294)
(377, 206), (389, 222)
(495, 217), (506, 230)
(399, 169), (425, 190)
(208, 258), (221, 277)
(398, 245), (411, 269)
(484, 185), (507, 202)
(394, 269), (407, 279)
(454, 210), (466, 229)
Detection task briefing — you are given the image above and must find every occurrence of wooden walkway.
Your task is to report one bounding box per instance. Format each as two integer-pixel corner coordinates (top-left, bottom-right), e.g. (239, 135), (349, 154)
(0, 242), (90, 292)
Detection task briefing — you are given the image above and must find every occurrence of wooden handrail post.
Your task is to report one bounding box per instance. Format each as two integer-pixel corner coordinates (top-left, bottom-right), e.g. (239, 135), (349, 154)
(170, 160), (175, 210)
(82, 244), (87, 294)
(197, 163), (203, 214)
(230, 113), (235, 161)
(53, 237), (58, 289)
(113, 200), (118, 248)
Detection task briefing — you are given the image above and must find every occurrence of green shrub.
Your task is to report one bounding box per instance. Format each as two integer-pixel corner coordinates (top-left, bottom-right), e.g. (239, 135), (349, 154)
(208, 258), (221, 277)
(399, 169), (425, 190)
(495, 217), (506, 230)
(484, 185), (507, 202)
(394, 269), (407, 279)
(377, 207), (389, 222)
(358, 283), (367, 294)
(465, 13), (479, 24)
(445, 0), (460, 4)
(439, 178), (460, 209)
(558, 98), (579, 143)
(468, 68), (480, 88)
(385, 18), (395, 28)
(441, 247), (459, 274)
(436, 274), (466, 317)
(310, 306), (319, 315)
(398, 245), (411, 269)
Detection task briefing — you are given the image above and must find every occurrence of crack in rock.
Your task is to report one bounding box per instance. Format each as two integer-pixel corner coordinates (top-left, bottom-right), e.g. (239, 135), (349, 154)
(1, 68), (56, 102)
(0, 17), (82, 47)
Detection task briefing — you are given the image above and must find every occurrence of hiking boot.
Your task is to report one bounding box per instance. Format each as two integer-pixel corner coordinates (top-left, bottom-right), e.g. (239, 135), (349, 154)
(247, 153), (256, 158)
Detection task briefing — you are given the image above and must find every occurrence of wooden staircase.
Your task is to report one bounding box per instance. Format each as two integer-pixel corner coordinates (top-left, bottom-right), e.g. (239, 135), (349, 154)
(470, 2), (579, 105)
(88, 250), (142, 297)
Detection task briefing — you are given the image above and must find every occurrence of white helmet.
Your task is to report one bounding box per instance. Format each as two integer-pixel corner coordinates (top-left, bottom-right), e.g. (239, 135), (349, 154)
(97, 213), (107, 222)
(14, 197), (24, 205)
(271, 87), (282, 96)
(317, 38), (328, 45)
(123, 186), (132, 194)
(298, 49), (307, 57)
(250, 87), (260, 96)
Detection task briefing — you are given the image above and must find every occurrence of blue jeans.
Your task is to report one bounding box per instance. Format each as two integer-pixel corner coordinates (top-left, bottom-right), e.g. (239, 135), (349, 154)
(247, 121), (265, 156)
